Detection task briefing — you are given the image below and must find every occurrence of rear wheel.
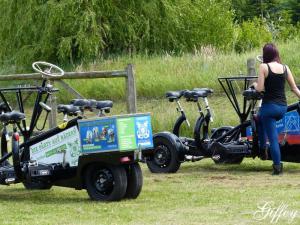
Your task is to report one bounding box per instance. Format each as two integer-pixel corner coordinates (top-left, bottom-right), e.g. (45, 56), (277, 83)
(1, 130), (10, 166)
(124, 163), (143, 199)
(146, 136), (181, 173)
(11, 135), (23, 179)
(85, 164), (127, 201)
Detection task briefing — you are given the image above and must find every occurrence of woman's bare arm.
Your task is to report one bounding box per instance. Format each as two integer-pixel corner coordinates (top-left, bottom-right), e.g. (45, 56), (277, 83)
(254, 63), (267, 92)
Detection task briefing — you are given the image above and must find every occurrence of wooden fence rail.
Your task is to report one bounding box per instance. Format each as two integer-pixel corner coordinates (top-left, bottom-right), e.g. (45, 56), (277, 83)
(0, 64), (137, 127)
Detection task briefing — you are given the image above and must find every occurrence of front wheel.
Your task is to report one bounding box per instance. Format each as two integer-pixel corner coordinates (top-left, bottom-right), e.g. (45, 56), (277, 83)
(84, 164), (127, 201)
(146, 136), (181, 173)
(124, 163), (143, 199)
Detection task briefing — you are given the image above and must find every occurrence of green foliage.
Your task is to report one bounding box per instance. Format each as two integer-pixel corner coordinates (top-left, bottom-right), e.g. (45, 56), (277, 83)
(232, 0), (286, 22)
(0, 0), (234, 70)
(57, 40), (300, 101)
(231, 0), (300, 48)
(234, 18), (272, 53)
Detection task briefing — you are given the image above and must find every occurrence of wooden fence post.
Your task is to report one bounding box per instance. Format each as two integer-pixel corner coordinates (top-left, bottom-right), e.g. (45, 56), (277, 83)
(125, 64), (137, 113)
(247, 58), (256, 76)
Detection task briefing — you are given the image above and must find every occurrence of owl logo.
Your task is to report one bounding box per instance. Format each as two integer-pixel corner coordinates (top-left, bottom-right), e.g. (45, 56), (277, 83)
(137, 121), (150, 139)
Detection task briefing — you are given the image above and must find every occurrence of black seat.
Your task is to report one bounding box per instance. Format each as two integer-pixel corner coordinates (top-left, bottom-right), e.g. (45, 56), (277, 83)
(0, 111), (25, 124)
(70, 99), (94, 110)
(57, 104), (81, 116)
(0, 102), (9, 113)
(165, 90), (186, 101)
(184, 90), (208, 101)
(243, 89), (264, 100)
(88, 99), (97, 108)
(193, 88), (213, 95)
(96, 100), (113, 110)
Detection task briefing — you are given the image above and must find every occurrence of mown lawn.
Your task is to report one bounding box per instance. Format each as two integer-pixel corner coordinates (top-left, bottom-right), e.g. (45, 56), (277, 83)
(1, 95), (298, 225)
(0, 159), (299, 225)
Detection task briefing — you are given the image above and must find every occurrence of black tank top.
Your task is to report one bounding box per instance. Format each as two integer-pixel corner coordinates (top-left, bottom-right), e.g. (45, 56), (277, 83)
(262, 64), (287, 105)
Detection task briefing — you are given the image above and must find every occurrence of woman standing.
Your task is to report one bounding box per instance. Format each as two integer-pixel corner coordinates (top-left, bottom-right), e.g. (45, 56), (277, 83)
(254, 43), (300, 175)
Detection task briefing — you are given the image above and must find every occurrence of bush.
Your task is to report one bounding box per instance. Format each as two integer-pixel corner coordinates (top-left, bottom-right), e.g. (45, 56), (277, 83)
(0, 0), (234, 70)
(234, 18), (272, 53)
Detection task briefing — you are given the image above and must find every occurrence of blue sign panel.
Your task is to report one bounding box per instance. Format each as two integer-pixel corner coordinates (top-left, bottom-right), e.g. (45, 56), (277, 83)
(135, 115), (153, 148)
(276, 110), (300, 134)
(78, 118), (118, 153)
(78, 114), (153, 153)
(246, 110), (300, 137)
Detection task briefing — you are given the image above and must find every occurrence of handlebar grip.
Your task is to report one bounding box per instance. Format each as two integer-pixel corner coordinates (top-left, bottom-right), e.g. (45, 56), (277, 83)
(39, 102), (52, 112)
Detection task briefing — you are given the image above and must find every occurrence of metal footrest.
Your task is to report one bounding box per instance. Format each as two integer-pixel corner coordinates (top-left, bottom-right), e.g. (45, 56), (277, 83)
(210, 141), (250, 156)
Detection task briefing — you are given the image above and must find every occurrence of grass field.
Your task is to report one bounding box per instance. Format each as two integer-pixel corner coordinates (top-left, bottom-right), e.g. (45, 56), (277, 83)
(0, 159), (299, 225)
(0, 94), (299, 225)
(60, 40), (300, 101)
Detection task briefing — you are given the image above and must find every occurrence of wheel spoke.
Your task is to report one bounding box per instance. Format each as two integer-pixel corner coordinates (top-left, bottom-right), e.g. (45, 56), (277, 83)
(93, 169), (114, 195)
(36, 64), (42, 72)
(154, 145), (170, 167)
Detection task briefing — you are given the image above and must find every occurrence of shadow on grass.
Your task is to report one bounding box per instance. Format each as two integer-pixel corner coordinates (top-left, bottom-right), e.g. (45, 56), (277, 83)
(0, 187), (91, 204)
(175, 159), (300, 175)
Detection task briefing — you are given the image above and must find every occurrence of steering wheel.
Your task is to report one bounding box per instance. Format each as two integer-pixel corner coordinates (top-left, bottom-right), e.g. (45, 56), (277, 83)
(32, 61), (64, 77)
(256, 55), (263, 63)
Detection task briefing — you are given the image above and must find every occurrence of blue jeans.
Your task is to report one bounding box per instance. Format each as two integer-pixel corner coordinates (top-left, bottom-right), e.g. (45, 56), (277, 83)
(258, 103), (287, 165)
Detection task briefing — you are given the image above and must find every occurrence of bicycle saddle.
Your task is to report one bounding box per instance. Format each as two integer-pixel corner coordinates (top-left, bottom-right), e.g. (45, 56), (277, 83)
(192, 88), (213, 95)
(95, 100), (113, 110)
(0, 111), (25, 124)
(57, 104), (81, 116)
(0, 102), (9, 113)
(70, 99), (94, 110)
(165, 90), (186, 101)
(184, 90), (208, 101)
(243, 89), (264, 100)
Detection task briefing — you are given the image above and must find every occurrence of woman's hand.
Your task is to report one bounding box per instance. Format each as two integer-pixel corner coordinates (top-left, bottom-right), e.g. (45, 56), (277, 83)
(249, 82), (257, 89)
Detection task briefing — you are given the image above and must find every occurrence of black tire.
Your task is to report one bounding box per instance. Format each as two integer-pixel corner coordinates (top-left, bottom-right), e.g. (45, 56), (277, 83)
(146, 136), (181, 173)
(12, 136), (22, 180)
(124, 163), (143, 199)
(84, 164), (127, 201)
(23, 180), (53, 190)
(211, 126), (233, 140)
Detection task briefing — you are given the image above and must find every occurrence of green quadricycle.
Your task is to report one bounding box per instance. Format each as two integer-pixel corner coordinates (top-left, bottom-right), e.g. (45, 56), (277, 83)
(0, 62), (154, 201)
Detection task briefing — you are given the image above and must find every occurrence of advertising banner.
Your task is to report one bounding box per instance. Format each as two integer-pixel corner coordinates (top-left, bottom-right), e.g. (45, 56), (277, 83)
(29, 126), (81, 167)
(78, 114), (153, 153)
(246, 110), (300, 144)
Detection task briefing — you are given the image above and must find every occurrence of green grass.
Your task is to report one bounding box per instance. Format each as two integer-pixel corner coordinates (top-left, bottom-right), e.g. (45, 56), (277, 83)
(56, 40), (300, 101)
(0, 160), (299, 225)
(2, 40), (300, 103)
